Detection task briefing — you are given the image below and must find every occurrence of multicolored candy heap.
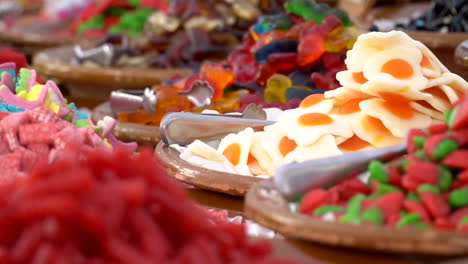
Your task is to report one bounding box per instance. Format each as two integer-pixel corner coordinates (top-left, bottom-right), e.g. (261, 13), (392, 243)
(79, 0), (285, 69)
(69, 0), (169, 37)
(0, 62), (137, 179)
(174, 31), (468, 177)
(117, 0), (359, 126)
(297, 91), (468, 232)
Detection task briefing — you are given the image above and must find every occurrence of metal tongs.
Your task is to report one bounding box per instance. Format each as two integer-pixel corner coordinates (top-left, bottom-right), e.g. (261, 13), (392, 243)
(74, 34), (130, 67)
(160, 104), (273, 146)
(274, 140), (407, 198)
(110, 88), (157, 115)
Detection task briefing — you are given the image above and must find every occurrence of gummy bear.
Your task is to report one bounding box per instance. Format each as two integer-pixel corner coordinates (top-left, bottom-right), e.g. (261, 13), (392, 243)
(285, 0), (351, 27)
(267, 52), (298, 72)
(255, 39), (298, 63)
(199, 63), (235, 100)
(228, 50), (260, 83)
(264, 74), (292, 103)
(297, 33), (325, 66)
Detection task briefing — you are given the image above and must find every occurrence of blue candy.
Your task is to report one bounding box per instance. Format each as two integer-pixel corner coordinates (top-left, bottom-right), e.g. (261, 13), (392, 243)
(254, 39), (299, 63)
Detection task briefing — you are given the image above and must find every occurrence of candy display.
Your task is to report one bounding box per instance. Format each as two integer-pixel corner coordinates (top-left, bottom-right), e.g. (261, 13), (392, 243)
(371, 0), (468, 33)
(116, 0), (359, 126)
(172, 31), (468, 176)
(0, 146), (295, 263)
(77, 0), (287, 68)
(295, 90), (468, 232)
(0, 62), (137, 177)
(69, 0), (168, 37)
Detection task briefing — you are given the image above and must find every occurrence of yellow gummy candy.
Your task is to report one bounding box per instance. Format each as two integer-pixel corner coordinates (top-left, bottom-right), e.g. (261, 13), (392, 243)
(264, 74), (292, 103)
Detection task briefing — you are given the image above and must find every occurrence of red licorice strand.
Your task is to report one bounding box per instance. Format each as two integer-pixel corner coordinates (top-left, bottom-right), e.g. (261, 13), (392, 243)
(12, 169), (93, 203)
(129, 208), (174, 260)
(194, 237), (223, 264)
(11, 223), (43, 263)
(31, 243), (57, 264)
(246, 240), (274, 257)
(108, 179), (147, 206)
(148, 189), (212, 234)
(179, 245), (206, 264)
(220, 222), (247, 249)
(207, 229), (237, 261)
(11, 195), (80, 222)
(104, 237), (153, 264)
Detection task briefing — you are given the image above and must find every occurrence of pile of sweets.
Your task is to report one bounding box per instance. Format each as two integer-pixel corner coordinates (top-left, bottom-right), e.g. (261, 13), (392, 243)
(69, 0), (169, 37)
(79, 0), (285, 69)
(371, 0), (468, 33)
(297, 91), (468, 231)
(117, 0), (359, 126)
(0, 146), (297, 264)
(173, 31), (468, 176)
(0, 62), (137, 179)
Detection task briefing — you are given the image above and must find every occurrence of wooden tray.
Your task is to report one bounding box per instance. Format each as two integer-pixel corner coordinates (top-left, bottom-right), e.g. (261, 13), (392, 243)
(245, 179), (468, 256)
(0, 16), (80, 55)
(33, 46), (192, 100)
(155, 141), (264, 196)
(91, 102), (160, 146)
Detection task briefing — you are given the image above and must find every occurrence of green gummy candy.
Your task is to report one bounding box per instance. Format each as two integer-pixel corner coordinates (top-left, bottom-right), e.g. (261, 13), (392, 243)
(445, 106), (459, 127)
(414, 149), (430, 161)
(369, 160), (388, 183)
(396, 213), (421, 228)
(433, 139), (459, 160)
(460, 216), (468, 224)
(377, 182), (401, 194)
(94, 126), (103, 133)
(75, 119), (90, 128)
(106, 7), (128, 16)
(340, 194), (366, 223)
(361, 206), (383, 225)
(406, 192), (421, 202)
(413, 136), (426, 148)
(290, 193), (305, 203)
(449, 188), (468, 207)
(418, 183), (440, 194)
(438, 165), (453, 191)
(128, 0), (140, 7)
(368, 193), (383, 200)
(314, 205), (345, 215)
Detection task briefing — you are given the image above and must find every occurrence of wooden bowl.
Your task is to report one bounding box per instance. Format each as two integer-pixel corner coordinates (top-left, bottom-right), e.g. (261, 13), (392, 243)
(245, 179), (468, 256)
(33, 46), (192, 100)
(91, 102), (160, 146)
(155, 141), (264, 196)
(0, 16), (80, 55)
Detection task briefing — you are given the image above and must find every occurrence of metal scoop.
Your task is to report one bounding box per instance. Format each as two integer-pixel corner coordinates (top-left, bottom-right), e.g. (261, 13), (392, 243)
(110, 88), (157, 115)
(275, 140), (407, 198)
(178, 80), (214, 108)
(160, 105), (273, 146)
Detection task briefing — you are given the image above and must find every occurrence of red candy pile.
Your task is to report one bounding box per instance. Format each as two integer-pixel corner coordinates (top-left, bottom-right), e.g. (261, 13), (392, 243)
(298, 92), (468, 231)
(0, 107), (108, 181)
(0, 146), (295, 264)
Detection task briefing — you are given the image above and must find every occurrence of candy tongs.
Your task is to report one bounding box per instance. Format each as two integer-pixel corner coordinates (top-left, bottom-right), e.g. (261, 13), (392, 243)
(275, 140), (407, 198)
(160, 104), (274, 146)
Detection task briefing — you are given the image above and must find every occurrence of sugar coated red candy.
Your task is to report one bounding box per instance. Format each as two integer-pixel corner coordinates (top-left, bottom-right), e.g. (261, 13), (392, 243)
(296, 91), (468, 232)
